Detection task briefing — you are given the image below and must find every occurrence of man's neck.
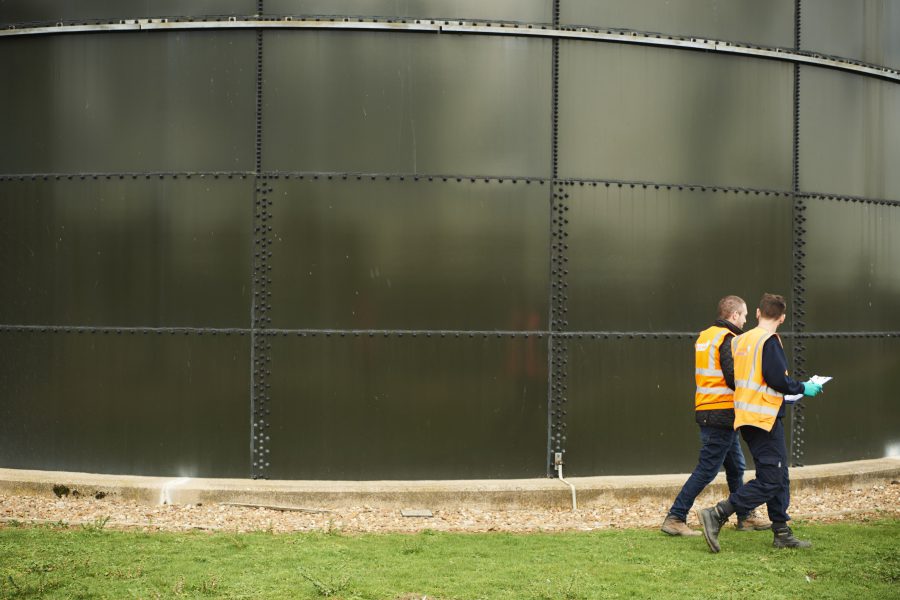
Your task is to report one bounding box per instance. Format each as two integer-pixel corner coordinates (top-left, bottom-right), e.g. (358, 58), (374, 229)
(757, 319), (780, 334)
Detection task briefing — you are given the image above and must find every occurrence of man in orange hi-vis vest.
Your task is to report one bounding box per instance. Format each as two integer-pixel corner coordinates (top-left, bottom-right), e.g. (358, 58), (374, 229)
(661, 295), (771, 536)
(697, 293), (823, 553)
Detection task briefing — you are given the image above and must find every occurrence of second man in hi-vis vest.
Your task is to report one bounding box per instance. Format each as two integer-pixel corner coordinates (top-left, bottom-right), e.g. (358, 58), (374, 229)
(697, 293), (823, 552)
(661, 295), (771, 536)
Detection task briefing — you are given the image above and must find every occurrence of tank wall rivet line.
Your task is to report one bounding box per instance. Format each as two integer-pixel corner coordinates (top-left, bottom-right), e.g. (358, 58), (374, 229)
(548, 182), (570, 473)
(250, 22), (271, 480)
(0, 172), (253, 181)
(797, 192), (900, 208)
(255, 30), (264, 175)
(790, 0), (806, 468)
(259, 172), (549, 184)
(1, 324), (896, 339)
(549, 335), (569, 467)
(544, 0), (562, 477)
(2, 172), (898, 208)
(794, 331), (899, 339)
(562, 178), (791, 197)
(251, 179), (273, 479)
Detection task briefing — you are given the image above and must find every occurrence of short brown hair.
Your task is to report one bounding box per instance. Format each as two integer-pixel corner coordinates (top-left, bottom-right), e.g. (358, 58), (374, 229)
(758, 293), (787, 319)
(717, 295), (745, 320)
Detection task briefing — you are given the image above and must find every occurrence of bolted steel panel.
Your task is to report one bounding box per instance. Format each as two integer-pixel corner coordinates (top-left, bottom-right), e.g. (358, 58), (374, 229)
(0, 32), (255, 174)
(261, 31), (551, 177)
(564, 336), (701, 476)
(803, 199), (900, 331)
(799, 337), (900, 464)
(264, 0), (551, 23)
(799, 67), (900, 201)
(0, 0), (254, 26)
(564, 184), (793, 332)
(265, 334), (548, 479)
(0, 178), (252, 328)
(267, 177), (550, 331)
(801, 0), (900, 70)
(558, 42), (793, 189)
(561, 0), (794, 49)
(0, 330), (251, 478)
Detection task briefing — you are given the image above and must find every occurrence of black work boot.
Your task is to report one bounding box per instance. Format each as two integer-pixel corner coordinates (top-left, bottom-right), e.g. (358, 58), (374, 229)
(696, 500), (735, 553)
(772, 524), (811, 549)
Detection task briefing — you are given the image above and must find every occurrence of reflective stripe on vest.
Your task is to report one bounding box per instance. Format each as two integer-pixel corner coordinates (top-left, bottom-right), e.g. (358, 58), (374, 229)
(694, 326), (734, 411)
(696, 367), (724, 377)
(734, 379), (782, 397)
(734, 400), (780, 417)
(731, 327), (784, 432)
(696, 386), (733, 396)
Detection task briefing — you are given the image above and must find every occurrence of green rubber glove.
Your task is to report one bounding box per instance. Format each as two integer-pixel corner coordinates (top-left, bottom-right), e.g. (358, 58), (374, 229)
(802, 382), (823, 397)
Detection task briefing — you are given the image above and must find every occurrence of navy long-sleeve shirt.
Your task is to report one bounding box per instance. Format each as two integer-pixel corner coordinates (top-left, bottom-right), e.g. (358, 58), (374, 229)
(761, 335), (805, 418)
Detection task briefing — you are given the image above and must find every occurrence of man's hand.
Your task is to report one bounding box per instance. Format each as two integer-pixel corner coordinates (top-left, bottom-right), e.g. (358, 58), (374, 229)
(802, 382), (823, 397)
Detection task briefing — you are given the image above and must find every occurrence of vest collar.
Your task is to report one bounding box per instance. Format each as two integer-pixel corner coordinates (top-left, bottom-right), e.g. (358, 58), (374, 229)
(714, 319), (743, 336)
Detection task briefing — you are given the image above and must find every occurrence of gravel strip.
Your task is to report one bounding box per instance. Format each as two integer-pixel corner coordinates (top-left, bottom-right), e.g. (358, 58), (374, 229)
(1, 481), (897, 534)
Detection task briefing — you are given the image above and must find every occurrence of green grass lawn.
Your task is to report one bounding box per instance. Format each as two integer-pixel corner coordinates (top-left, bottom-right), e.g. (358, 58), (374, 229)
(1, 519), (897, 599)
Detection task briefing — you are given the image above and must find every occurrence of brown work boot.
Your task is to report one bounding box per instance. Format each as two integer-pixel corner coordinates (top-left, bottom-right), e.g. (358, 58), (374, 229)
(661, 515), (701, 537)
(736, 509), (772, 531)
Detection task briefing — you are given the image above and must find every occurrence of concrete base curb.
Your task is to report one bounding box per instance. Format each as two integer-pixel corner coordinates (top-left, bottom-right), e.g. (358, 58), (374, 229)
(1, 458), (897, 510)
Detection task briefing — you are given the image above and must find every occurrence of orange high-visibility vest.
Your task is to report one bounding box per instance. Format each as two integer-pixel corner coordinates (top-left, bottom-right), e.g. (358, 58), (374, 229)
(731, 327), (784, 432)
(694, 326), (735, 411)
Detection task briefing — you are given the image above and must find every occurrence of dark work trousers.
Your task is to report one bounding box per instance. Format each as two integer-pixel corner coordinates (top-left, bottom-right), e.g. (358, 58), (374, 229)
(668, 426), (748, 521)
(728, 418), (791, 523)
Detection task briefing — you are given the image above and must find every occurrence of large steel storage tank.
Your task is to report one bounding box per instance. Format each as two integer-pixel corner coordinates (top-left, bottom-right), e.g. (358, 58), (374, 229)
(1, 1), (898, 480)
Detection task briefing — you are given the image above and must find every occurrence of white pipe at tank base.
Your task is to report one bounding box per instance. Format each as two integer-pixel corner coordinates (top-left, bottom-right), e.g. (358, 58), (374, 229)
(556, 464), (577, 511)
(160, 477), (191, 505)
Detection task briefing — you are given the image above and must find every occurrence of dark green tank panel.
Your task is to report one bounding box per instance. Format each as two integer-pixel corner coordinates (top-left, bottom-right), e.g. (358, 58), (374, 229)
(804, 200), (900, 331)
(0, 178), (252, 328)
(264, 0), (551, 22)
(0, 32), (256, 174)
(801, 0), (900, 70)
(0, 330), (250, 477)
(265, 335), (548, 479)
(564, 337), (696, 476)
(558, 43), (793, 189)
(799, 67), (900, 201)
(262, 32), (551, 177)
(0, 1), (254, 25)
(564, 185), (793, 332)
(800, 337), (900, 464)
(267, 178), (549, 331)
(560, 0), (794, 48)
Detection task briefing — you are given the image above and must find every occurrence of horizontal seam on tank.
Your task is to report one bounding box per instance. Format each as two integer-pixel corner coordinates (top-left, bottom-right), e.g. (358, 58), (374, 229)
(2, 173), (899, 207)
(1, 325), (897, 339)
